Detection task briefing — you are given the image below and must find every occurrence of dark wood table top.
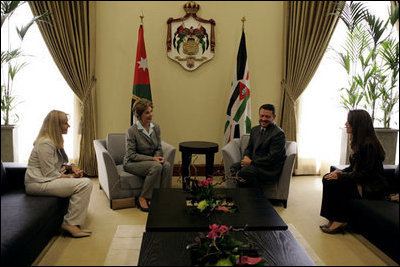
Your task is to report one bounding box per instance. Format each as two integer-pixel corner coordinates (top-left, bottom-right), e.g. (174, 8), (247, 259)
(138, 230), (315, 266)
(179, 141), (219, 154)
(146, 188), (288, 232)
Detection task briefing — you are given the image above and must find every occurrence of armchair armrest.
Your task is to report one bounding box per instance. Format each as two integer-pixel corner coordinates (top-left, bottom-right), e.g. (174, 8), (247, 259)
(94, 139), (120, 199)
(161, 141), (176, 166)
(222, 141), (241, 188)
(162, 141), (176, 186)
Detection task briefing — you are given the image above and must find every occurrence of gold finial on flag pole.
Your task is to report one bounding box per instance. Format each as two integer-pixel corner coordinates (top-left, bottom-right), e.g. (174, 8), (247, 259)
(140, 11), (144, 24)
(241, 16), (246, 30)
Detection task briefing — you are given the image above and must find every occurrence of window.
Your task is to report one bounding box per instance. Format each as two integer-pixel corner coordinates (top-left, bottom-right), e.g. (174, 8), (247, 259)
(1, 3), (74, 163)
(297, 1), (399, 175)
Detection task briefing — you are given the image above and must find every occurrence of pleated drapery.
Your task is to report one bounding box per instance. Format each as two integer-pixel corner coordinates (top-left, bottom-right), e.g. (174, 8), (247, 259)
(29, 1), (97, 176)
(280, 1), (343, 142)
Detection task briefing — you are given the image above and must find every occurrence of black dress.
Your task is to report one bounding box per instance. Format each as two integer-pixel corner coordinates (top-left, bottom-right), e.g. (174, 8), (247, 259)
(320, 143), (388, 222)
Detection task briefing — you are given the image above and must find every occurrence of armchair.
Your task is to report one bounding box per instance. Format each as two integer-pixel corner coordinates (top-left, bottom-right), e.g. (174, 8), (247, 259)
(222, 134), (297, 208)
(93, 133), (176, 209)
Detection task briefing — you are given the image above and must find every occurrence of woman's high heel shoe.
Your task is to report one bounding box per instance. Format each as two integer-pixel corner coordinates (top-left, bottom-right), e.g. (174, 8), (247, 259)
(135, 197), (149, 212)
(320, 223), (347, 235)
(61, 223), (91, 238)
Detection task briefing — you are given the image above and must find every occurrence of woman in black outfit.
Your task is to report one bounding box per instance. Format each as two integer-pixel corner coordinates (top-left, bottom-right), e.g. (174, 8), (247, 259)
(320, 109), (389, 234)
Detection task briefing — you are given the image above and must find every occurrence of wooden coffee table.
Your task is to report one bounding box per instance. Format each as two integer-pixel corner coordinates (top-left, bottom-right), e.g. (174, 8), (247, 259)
(138, 230), (315, 266)
(146, 188), (288, 232)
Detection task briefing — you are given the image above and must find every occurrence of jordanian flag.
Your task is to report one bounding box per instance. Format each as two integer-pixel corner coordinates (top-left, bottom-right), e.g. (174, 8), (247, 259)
(224, 30), (251, 145)
(131, 23), (152, 125)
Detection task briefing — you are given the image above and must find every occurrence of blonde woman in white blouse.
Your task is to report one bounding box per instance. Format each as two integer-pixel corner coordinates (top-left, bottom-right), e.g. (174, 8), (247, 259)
(25, 110), (93, 238)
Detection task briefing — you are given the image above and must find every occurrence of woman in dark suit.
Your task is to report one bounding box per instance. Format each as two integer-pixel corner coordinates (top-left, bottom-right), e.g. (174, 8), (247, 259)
(320, 109), (389, 234)
(123, 99), (171, 212)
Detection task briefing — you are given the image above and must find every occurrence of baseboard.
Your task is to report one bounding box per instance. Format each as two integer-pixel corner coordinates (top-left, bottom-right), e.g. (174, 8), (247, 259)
(173, 164), (225, 177)
(31, 235), (59, 266)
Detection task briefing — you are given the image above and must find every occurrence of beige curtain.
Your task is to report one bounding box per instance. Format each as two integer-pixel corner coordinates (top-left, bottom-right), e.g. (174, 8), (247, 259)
(29, 1), (97, 176)
(280, 1), (343, 142)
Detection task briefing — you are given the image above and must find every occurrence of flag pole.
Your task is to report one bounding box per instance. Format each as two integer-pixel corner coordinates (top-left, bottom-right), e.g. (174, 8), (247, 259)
(140, 11), (144, 24)
(241, 16), (246, 30)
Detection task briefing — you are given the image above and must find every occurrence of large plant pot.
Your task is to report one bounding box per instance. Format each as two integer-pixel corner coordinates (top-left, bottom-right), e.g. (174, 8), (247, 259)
(1, 125), (18, 162)
(340, 127), (399, 165)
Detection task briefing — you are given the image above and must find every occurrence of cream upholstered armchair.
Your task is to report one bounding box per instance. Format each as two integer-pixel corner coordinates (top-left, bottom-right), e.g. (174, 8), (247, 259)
(222, 134), (297, 208)
(93, 133), (176, 209)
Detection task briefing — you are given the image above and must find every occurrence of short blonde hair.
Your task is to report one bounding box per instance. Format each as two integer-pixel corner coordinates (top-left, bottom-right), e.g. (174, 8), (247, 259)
(34, 110), (68, 149)
(133, 98), (153, 119)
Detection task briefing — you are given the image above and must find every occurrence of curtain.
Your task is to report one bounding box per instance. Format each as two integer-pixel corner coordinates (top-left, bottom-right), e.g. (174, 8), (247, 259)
(29, 1), (97, 176)
(280, 1), (343, 143)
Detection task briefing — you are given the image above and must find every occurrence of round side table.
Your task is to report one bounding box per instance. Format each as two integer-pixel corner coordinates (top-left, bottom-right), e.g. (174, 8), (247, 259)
(179, 141), (219, 189)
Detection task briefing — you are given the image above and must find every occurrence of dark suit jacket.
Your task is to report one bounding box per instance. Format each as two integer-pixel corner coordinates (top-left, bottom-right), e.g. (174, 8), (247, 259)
(244, 123), (286, 178)
(123, 123), (163, 166)
(338, 143), (389, 199)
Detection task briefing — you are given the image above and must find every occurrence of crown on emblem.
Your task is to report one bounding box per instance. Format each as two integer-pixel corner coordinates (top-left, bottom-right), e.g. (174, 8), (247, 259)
(184, 1), (200, 14)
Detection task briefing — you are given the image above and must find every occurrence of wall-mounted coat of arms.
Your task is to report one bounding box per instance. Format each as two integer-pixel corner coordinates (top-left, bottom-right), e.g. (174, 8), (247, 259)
(167, 1), (215, 71)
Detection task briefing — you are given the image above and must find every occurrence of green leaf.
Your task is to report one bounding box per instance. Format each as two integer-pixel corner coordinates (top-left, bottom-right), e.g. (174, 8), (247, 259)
(1, 1), (24, 28)
(16, 11), (50, 40)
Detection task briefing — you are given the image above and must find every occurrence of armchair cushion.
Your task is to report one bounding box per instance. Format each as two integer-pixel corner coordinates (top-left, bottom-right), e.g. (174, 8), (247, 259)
(106, 134), (126, 165)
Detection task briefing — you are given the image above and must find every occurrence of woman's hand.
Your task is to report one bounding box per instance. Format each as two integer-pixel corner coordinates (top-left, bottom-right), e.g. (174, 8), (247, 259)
(325, 169), (341, 180)
(153, 156), (165, 163)
(61, 165), (83, 178)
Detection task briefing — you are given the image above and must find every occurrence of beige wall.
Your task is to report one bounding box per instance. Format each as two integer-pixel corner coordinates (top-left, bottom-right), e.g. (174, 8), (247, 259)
(95, 1), (284, 164)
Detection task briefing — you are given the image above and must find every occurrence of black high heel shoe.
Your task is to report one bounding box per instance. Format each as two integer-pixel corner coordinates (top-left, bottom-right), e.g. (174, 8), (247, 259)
(135, 197), (149, 212)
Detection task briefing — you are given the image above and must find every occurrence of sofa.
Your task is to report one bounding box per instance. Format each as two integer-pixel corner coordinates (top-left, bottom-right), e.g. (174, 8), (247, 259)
(330, 164), (399, 264)
(93, 133), (176, 210)
(1, 161), (69, 265)
(222, 134), (297, 208)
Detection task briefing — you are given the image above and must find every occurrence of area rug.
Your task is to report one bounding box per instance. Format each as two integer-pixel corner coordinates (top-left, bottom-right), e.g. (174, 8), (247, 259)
(104, 224), (325, 266)
(103, 225), (145, 266)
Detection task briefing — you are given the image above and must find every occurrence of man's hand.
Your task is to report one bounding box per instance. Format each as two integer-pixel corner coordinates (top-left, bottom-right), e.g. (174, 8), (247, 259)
(153, 156), (165, 163)
(241, 156), (252, 167)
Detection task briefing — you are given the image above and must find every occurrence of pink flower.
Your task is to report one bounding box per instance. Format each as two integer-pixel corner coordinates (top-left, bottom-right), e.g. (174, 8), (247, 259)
(207, 224), (230, 239)
(215, 206), (230, 212)
(236, 256), (263, 265)
(207, 230), (218, 240)
(219, 225), (229, 236)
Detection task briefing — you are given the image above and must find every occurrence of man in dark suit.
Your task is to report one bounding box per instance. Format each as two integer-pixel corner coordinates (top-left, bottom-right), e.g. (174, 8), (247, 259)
(231, 104), (286, 188)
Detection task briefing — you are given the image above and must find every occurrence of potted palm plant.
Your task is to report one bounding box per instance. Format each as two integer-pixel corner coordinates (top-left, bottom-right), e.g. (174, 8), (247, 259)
(1, 1), (48, 161)
(334, 1), (399, 165)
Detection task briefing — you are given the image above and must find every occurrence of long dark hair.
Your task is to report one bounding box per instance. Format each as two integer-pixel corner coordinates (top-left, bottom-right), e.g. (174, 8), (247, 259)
(347, 109), (385, 160)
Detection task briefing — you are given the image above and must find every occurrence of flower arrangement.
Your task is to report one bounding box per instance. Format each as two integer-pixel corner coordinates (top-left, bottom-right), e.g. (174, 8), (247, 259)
(187, 224), (265, 266)
(186, 177), (237, 215)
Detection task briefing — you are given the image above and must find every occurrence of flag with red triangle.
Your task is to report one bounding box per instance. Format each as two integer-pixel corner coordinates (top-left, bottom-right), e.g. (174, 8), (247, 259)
(224, 29), (251, 145)
(131, 23), (152, 125)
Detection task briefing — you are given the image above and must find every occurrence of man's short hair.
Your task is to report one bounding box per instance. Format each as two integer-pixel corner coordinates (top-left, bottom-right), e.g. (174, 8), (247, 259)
(259, 104), (276, 115)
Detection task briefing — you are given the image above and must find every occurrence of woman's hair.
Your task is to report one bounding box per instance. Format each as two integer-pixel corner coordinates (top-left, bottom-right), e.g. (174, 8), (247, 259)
(347, 109), (385, 159)
(133, 98), (153, 120)
(34, 110), (68, 149)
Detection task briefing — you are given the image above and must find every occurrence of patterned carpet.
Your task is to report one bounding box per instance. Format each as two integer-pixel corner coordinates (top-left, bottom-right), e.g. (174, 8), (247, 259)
(104, 224), (325, 266)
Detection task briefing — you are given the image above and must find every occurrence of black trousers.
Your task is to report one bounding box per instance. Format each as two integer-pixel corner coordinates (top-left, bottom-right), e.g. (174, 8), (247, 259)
(230, 162), (278, 196)
(320, 174), (361, 222)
